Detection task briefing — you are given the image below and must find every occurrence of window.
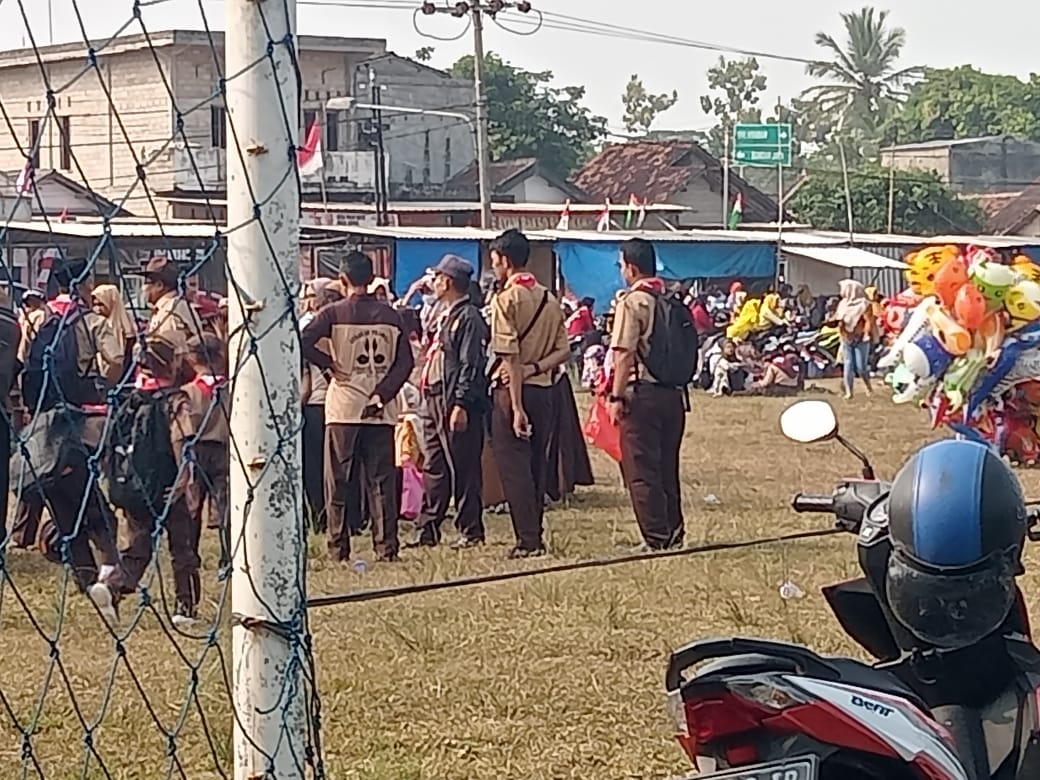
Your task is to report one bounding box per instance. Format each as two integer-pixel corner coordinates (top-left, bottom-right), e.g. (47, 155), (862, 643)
(303, 109), (317, 132)
(59, 116), (71, 171)
(27, 119), (40, 167)
(444, 135), (452, 181)
(325, 111), (339, 152)
(210, 106), (226, 149)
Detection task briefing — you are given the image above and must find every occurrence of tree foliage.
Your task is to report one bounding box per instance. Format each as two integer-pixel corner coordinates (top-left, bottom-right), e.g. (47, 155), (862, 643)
(787, 164), (983, 235)
(451, 53), (607, 175)
(621, 75), (678, 135)
(801, 6), (921, 136)
(698, 56), (767, 156)
(882, 66), (1040, 144)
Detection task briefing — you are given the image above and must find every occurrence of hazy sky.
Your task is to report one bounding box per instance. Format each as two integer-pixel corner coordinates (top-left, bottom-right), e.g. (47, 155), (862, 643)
(6, 0), (1040, 134)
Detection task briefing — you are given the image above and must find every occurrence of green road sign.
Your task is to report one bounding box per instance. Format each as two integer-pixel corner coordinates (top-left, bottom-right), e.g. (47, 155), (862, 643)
(733, 123), (792, 167)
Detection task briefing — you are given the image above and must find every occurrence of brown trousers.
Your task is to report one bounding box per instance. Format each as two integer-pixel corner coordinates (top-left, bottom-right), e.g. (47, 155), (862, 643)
(490, 384), (556, 551)
(416, 393), (485, 541)
(619, 383), (686, 549)
(324, 423), (398, 560)
(119, 496), (201, 610)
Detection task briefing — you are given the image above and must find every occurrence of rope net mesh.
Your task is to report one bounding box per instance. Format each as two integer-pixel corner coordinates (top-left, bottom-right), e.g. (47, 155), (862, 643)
(0, 2), (318, 777)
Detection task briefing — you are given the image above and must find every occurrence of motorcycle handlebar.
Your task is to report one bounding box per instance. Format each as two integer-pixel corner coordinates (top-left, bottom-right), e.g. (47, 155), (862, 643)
(791, 493), (836, 514)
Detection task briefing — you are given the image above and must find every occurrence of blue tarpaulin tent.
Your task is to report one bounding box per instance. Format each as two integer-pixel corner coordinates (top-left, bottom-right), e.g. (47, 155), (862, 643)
(555, 240), (776, 314)
(393, 239), (482, 296)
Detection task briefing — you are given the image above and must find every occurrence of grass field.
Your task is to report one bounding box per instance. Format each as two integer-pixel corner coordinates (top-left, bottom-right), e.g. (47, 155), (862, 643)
(5, 388), (1040, 779)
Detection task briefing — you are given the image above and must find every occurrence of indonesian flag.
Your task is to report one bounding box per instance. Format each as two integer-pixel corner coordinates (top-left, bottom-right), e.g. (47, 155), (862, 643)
(556, 199), (571, 230)
(297, 119), (324, 178)
(596, 199), (611, 232)
(728, 192), (743, 230)
(16, 161), (33, 194)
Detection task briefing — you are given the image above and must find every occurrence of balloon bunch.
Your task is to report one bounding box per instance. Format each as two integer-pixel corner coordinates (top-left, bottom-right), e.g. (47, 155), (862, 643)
(880, 245), (1040, 465)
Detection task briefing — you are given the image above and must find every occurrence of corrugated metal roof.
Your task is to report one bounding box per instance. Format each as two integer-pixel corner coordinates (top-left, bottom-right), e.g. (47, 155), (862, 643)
(786, 246), (907, 270)
(159, 196), (689, 214)
(0, 220), (224, 239)
(881, 136), (1005, 151)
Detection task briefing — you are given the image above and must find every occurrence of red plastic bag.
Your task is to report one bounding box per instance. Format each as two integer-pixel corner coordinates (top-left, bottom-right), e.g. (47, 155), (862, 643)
(583, 396), (623, 462)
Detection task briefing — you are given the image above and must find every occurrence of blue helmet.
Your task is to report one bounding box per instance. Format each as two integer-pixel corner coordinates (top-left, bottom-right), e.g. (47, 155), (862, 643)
(885, 439), (1028, 649)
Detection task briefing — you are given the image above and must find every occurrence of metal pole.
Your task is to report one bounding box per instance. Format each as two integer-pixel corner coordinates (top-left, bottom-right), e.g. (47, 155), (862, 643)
(887, 164), (895, 234)
(369, 70), (386, 226)
(375, 86), (390, 226)
(225, 0), (306, 778)
(47, 0), (54, 45)
(471, 5), (494, 229)
(722, 125), (730, 229)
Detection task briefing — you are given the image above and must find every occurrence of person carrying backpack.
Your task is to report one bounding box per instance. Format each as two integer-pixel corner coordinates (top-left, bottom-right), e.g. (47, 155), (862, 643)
(607, 238), (697, 551)
(14, 262), (122, 615)
(91, 335), (201, 627)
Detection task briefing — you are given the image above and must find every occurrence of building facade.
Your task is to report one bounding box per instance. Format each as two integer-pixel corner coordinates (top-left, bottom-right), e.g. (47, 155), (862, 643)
(881, 136), (1040, 194)
(0, 30), (386, 218)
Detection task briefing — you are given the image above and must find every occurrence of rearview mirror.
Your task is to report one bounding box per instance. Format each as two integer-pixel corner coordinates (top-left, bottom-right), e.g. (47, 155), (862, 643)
(780, 400), (838, 444)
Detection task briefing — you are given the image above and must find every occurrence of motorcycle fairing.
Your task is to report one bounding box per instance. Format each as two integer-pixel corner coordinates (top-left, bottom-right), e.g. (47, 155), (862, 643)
(788, 676), (967, 780)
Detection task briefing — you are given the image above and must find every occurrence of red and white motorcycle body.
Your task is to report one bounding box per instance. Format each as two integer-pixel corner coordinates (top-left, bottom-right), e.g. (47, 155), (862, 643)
(665, 637), (1040, 780)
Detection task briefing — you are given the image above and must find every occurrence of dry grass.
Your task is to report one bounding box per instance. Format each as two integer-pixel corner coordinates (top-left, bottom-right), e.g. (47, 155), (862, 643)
(5, 387), (1040, 779)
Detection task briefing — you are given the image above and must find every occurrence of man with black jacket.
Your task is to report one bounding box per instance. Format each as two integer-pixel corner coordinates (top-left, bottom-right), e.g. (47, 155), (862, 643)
(0, 287), (20, 541)
(407, 255), (489, 549)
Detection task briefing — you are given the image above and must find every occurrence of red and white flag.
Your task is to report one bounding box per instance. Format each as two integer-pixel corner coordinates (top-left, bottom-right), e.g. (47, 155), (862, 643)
(595, 199), (612, 232)
(297, 119), (324, 177)
(16, 161), (33, 194)
(556, 199), (571, 230)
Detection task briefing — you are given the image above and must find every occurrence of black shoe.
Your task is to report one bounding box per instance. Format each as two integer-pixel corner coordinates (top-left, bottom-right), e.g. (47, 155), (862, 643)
(449, 536), (484, 550)
(507, 545), (546, 560)
(403, 528), (439, 549)
(376, 551), (401, 563)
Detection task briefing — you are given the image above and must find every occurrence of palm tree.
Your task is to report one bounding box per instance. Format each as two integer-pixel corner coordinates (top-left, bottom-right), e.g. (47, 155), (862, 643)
(802, 7), (921, 135)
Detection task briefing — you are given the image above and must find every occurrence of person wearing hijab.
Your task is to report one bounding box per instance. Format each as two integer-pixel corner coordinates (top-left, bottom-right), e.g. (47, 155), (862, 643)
(726, 280), (744, 311)
(91, 284), (137, 387)
(833, 278), (875, 400)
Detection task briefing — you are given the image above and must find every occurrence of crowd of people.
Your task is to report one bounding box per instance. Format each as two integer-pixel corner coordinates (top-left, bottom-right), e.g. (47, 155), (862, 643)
(0, 227), (892, 628)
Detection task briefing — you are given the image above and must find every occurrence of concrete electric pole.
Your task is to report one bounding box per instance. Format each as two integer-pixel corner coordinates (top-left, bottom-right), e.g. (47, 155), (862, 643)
(418, 0), (534, 229)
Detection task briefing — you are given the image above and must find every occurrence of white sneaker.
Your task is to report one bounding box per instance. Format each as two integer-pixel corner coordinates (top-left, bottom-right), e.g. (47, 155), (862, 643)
(87, 583), (118, 626)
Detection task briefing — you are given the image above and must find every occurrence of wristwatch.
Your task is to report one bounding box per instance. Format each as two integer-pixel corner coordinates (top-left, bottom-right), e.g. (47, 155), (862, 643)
(607, 394), (624, 403)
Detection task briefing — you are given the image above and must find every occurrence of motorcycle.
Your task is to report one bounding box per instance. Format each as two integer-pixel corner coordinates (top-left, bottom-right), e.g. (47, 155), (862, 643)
(665, 400), (1040, 780)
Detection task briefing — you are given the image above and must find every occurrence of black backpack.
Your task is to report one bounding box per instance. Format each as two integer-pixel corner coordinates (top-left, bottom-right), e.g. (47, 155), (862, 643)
(642, 292), (699, 388)
(23, 307), (100, 411)
(106, 388), (180, 515)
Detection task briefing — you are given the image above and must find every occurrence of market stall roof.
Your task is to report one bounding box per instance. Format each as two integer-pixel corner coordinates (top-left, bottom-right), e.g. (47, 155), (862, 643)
(0, 220), (223, 240)
(784, 245), (907, 270)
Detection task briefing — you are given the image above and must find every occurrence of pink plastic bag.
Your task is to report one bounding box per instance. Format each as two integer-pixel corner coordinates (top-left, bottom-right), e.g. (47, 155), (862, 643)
(400, 460), (423, 520)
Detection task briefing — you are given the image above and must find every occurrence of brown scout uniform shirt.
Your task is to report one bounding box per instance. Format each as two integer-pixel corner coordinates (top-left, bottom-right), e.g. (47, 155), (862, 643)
(610, 287), (656, 383)
(490, 275), (568, 388)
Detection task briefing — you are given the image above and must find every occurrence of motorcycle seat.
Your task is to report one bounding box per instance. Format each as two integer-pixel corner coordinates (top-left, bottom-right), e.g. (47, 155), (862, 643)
(692, 653), (928, 713)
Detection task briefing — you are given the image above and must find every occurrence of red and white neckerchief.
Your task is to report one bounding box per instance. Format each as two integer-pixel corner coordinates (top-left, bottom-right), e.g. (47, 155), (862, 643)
(505, 272), (538, 290)
(419, 308), (451, 391)
(631, 277), (666, 295)
(136, 374), (172, 391)
(191, 373), (227, 401)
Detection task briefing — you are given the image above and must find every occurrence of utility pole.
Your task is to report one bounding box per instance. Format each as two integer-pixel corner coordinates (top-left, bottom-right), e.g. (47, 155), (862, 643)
(419, 1), (534, 229)
(225, 1), (307, 778)
(722, 124), (730, 230)
(368, 68), (390, 226)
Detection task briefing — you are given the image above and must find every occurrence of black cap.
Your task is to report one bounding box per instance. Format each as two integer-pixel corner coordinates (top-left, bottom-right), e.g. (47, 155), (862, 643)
(432, 254), (474, 283)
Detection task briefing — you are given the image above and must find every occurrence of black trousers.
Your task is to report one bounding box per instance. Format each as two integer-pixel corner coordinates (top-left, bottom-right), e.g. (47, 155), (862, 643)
(619, 383), (686, 549)
(416, 393), (485, 542)
(490, 384), (556, 551)
(302, 404), (326, 530)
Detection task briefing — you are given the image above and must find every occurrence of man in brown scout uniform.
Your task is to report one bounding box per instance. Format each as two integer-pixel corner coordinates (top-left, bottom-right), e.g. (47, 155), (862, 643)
(487, 229), (570, 559)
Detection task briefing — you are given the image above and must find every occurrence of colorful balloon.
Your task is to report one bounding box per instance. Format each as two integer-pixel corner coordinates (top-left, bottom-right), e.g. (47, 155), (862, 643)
(969, 261), (1017, 312)
(953, 283), (987, 329)
(1005, 280), (1040, 329)
(1012, 254), (1040, 282)
(927, 301), (972, 356)
(905, 245), (959, 296)
(933, 257), (969, 307)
